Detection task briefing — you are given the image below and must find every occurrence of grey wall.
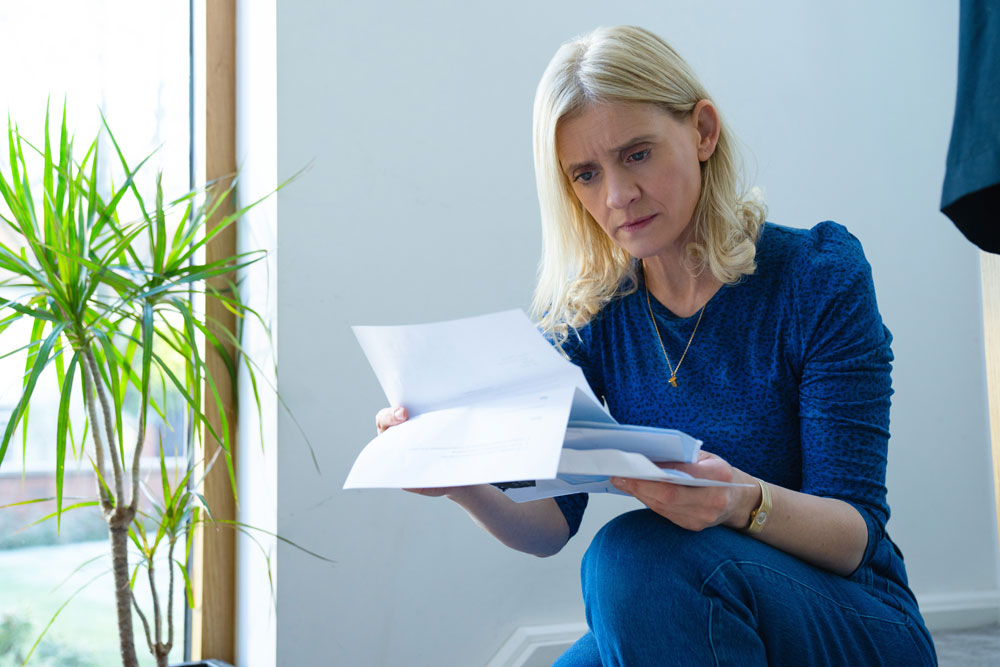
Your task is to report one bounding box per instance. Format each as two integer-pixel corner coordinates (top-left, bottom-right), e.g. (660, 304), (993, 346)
(266, 1), (999, 665)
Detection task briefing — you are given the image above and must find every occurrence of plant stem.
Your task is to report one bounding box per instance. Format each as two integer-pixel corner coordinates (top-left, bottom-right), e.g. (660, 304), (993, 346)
(109, 520), (139, 667)
(132, 588), (154, 654)
(153, 548), (172, 667)
(128, 380), (147, 514)
(79, 348), (113, 513)
(166, 537), (176, 649)
(83, 345), (127, 507)
(148, 557), (163, 651)
(81, 341), (140, 667)
(147, 552), (172, 665)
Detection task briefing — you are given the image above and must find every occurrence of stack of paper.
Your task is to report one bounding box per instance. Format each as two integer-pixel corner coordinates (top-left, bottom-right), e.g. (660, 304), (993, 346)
(344, 310), (741, 502)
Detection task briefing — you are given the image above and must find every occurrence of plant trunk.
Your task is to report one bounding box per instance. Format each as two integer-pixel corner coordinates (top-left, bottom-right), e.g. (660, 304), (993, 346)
(110, 518), (139, 667)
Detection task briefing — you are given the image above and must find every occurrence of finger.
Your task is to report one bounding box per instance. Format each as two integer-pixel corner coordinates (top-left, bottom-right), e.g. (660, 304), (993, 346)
(375, 408), (392, 433)
(611, 477), (684, 508)
(403, 487), (449, 497)
(655, 461), (698, 475)
(610, 476), (659, 498)
(611, 478), (670, 519)
(393, 406), (408, 421)
(609, 476), (632, 494)
(611, 476), (668, 494)
(656, 453), (714, 474)
(375, 406), (408, 433)
(657, 454), (733, 483)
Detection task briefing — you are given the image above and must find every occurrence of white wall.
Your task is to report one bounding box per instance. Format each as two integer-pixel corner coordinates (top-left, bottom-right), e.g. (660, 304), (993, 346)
(235, 1), (279, 665)
(263, 1), (999, 664)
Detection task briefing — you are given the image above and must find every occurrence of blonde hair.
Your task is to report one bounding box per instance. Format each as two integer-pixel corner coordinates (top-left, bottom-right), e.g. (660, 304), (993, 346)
(530, 25), (766, 346)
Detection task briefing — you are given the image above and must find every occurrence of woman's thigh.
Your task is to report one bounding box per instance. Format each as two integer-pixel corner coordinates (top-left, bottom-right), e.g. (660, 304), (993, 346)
(553, 631), (601, 667)
(569, 509), (934, 667)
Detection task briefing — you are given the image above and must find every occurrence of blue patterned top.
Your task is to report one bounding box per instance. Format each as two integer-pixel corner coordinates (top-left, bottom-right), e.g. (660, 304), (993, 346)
(554, 221), (906, 582)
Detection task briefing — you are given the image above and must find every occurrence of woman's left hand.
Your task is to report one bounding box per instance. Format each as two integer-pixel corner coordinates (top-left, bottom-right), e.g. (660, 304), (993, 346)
(609, 451), (758, 532)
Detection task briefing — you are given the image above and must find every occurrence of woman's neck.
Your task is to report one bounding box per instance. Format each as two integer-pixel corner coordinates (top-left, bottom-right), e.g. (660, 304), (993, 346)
(641, 256), (722, 318)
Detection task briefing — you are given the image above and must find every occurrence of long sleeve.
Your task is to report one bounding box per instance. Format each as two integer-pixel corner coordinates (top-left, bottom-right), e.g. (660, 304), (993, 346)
(791, 222), (894, 569)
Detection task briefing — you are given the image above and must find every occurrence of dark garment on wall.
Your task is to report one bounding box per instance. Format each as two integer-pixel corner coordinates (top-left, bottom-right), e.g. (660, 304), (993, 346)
(941, 0), (1000, 253)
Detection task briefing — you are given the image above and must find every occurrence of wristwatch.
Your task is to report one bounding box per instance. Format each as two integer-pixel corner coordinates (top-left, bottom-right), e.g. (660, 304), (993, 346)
(745, 478), (771, 535)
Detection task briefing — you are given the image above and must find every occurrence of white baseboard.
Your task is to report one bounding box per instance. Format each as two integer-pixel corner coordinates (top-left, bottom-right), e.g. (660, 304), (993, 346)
(484, 592), (1000, 666)
(917, 590), (1000, 631)
(485, 623), (588, 667)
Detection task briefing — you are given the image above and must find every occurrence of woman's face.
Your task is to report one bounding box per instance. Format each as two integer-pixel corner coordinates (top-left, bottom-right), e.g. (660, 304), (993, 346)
(555, 100), (719, 263)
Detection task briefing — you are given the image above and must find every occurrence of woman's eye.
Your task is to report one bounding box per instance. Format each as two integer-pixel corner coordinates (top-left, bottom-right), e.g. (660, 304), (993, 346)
(573, 171), (594, 183)
(627, 149), (650, 163)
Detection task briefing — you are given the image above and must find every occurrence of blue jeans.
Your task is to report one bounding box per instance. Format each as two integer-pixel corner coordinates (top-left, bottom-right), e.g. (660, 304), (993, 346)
(553, 510), (936, 666)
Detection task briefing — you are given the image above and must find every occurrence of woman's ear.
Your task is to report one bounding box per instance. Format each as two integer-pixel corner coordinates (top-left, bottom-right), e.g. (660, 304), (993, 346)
(692, 99), (721, 162)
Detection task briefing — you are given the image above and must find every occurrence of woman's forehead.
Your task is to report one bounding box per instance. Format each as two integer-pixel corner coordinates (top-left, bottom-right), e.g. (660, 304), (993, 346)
(556, 102), (680, 162)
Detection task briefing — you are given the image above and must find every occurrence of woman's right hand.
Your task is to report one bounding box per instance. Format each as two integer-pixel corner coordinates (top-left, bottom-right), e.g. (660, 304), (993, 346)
(374, 405), (463, 498)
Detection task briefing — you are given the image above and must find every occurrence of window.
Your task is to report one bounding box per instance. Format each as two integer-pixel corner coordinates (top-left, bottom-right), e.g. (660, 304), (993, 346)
(0, 2), (191, 664)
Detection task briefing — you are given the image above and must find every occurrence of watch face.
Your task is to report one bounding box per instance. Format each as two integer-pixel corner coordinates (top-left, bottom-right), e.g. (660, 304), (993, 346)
(755, 511), (767, 526)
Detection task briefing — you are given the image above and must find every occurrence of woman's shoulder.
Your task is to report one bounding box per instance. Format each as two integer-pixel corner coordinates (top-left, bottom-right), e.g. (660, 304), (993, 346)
(758, 221), (864, 265)
(756, 221), (871, 291)
(758, 221), (886, 357)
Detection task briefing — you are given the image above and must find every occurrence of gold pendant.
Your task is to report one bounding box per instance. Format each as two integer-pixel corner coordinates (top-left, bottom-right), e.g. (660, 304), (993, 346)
(668, 376), (678, 388)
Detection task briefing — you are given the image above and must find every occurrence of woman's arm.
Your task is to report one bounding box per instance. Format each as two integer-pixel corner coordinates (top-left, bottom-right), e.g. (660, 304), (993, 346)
(375, 406), (572, 558)
(610, 452), (868, 576)
(444, 486), (571, 557)
(402, 485), (571, 558)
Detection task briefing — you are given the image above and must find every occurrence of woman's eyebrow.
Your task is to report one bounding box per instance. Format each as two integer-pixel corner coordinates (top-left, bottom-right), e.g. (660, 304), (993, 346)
(563, 135), (657, 175)
(611, 135), (656, 155)
(564, 158), (597, 176)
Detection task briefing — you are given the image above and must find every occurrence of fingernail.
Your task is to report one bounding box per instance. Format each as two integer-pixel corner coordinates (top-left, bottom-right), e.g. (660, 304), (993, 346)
(394, 407), (405, 420)
(609, 477), (622, 487)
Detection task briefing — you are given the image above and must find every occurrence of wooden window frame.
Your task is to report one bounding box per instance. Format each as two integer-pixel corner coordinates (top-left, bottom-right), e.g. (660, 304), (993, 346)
(982, 254), (1000, 553)
(190, 0), (238, 662)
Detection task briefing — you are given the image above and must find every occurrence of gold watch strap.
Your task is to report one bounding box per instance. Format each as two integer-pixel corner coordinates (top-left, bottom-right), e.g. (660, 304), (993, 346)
(745, 478), (771, 535)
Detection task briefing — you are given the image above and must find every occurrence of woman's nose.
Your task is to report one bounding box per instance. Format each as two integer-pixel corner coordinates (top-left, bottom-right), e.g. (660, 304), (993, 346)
(605, 169), (640, 210)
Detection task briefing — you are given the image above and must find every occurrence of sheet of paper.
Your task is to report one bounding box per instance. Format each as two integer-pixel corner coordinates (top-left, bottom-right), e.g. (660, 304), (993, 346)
(563, 424), (702, 463)
(501, 478), (629, 502)
(500, 449), (751, 502)
(344, 382), (580, 489)
(352, 309), (602, 417)
(558, 448), (746, 486)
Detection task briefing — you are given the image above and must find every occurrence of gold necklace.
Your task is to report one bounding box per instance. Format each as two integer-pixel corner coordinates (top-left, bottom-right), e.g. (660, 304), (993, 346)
(643, 266), (706, 388)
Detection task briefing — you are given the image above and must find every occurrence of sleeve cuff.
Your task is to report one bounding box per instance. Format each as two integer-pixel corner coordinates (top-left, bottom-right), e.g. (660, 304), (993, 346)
(554, 493), (589, 539)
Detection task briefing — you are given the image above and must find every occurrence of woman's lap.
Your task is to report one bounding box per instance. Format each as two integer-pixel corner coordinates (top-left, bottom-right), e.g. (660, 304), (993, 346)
(555, 509), (935, 667)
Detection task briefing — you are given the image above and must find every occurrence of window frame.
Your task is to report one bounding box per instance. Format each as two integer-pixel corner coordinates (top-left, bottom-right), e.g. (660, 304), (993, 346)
(981, 253), (1000, 554)
(189, 0), (239, 661)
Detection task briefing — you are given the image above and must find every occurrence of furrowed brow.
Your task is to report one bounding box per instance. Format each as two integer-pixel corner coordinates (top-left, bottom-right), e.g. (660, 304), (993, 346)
(611, 135), (656, 155)
(564, 159), (597, 176)
(563, 135), (657, 176)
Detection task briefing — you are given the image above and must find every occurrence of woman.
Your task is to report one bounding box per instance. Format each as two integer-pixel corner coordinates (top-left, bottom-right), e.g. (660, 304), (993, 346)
(377, 25), (936, 666)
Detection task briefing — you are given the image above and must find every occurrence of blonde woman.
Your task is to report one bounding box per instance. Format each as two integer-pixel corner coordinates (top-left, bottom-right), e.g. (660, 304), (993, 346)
(378, 26), (935, 665)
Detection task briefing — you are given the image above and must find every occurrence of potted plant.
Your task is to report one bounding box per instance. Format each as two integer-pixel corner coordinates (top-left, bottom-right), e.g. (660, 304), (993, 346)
(0, 105), (300, 667)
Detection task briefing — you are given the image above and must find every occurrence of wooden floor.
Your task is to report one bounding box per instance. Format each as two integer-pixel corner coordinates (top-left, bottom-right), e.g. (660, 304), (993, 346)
(933, 625), (1000, 666)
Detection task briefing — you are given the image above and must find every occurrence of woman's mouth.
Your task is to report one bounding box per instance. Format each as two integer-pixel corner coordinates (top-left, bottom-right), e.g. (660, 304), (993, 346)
(620, 214), (655, 232)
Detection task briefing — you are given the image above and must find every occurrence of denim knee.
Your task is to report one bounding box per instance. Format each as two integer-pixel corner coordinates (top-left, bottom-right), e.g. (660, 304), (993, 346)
(579, 510), (752, 665)
(581, 510), (707, 622)
(582, 509), (717, 584)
